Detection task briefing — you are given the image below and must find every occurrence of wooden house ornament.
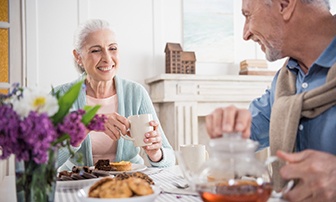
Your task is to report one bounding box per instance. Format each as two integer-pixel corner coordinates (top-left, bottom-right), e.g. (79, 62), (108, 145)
(165, 42), (196, 74)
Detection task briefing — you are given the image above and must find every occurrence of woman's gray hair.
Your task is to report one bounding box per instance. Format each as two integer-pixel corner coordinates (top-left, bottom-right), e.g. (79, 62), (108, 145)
(73, 19), (116, 73)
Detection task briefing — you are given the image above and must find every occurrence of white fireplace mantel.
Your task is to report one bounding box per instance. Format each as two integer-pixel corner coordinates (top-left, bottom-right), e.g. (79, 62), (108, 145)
(145, 74), (273, 150)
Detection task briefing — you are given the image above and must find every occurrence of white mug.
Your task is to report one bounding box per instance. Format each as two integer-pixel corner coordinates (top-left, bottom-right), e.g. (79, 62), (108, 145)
(119, 114), (154, 147)
(179, 144), (208, 173)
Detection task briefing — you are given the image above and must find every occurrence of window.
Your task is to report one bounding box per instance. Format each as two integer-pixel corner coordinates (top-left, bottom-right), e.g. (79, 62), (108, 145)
(183, 0), (234, 63)
(0, 0), (23, 92)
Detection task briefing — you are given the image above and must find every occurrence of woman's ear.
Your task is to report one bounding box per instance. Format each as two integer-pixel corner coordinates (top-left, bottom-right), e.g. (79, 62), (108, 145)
(279, 0), (297, 21)
(73, 49), (82, 65)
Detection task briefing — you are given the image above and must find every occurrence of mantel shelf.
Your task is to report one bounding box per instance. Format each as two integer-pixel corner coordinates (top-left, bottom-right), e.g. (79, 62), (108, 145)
(146, 73), (273, 83)
(146, 74), (273, 150)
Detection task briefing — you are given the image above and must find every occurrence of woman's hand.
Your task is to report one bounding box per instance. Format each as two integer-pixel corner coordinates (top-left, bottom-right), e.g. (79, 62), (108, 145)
(72, 128), (90, 147)
(142, 120), (163, 162)
(104, 112), (129, 141)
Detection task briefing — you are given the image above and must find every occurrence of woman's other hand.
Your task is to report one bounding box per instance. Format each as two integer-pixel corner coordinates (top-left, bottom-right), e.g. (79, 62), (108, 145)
(143, 120), (163, 162)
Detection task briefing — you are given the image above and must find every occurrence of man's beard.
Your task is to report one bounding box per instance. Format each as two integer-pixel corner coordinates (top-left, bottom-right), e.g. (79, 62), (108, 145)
(265, 39), (283, 62)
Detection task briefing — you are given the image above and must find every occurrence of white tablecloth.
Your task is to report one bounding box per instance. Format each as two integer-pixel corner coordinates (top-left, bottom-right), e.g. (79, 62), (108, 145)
(0, 166), (286, 202)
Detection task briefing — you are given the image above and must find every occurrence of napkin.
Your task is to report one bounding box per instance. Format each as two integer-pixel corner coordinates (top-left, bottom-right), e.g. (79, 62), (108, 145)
(162, 187), (198, 196)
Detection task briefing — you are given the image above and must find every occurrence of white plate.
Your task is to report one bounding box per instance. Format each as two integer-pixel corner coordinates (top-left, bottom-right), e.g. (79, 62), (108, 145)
(91, 164), (147, 175)
(77, 185), (160, 202)
(56, 177), (102, 190)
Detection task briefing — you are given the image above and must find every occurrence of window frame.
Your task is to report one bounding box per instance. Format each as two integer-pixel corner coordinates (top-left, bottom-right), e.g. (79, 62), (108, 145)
(0, 0), (24, 87)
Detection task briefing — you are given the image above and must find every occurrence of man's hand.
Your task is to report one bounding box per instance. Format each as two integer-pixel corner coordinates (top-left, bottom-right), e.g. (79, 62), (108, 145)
(205, 105), (252, 138)
(278, 150), (336, 202)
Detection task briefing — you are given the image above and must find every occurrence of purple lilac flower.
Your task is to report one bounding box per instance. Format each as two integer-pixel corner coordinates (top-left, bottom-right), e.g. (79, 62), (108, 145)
(87, 114), (107, 131)
(17, 111), (58, 164)
(0, 105), (20, 160)
(57, 110), (86, 146)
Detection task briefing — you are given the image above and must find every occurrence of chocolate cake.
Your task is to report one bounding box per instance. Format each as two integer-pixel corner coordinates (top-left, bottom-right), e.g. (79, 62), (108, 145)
(95, 159), (116, 171)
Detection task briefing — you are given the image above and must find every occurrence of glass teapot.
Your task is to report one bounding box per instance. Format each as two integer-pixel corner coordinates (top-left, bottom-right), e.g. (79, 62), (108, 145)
(179, 133), (273, 202)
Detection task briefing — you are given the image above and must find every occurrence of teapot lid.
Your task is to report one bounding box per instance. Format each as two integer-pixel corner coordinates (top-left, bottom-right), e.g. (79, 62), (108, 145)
(209, 132), (258, 153)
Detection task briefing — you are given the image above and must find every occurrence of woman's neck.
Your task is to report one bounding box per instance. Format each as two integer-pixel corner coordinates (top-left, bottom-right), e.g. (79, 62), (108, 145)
(85, 78), (116, 98)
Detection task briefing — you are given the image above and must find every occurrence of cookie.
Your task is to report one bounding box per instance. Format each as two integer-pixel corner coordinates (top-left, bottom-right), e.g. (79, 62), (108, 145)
(88, 177), (114, 198)
(99, 179), (133, 198)
(127, 177), (154, 196)
(115, 172), (131, 180)
(131, 172), (155, 185)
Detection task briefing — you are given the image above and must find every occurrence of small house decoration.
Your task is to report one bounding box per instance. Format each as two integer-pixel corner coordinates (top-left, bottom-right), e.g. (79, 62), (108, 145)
(165, 42), (196, 74)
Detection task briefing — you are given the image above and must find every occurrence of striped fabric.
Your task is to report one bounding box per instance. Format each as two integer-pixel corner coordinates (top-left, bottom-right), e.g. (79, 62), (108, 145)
(55, 167), (202, 202)
(54, 166), (285, 202)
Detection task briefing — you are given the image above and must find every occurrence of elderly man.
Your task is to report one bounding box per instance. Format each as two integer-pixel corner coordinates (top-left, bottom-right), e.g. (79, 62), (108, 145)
(206, 0), (336, 201)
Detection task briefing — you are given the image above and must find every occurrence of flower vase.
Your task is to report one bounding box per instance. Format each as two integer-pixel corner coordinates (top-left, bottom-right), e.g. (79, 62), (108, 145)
(15, 149), (58, 202)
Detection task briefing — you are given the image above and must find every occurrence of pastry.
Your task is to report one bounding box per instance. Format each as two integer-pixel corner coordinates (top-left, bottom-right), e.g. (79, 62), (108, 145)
(110, 161), (132, 171)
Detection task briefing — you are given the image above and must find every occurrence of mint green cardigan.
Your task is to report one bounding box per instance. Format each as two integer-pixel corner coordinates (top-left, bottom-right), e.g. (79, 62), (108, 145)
(55, 75), (175, 170)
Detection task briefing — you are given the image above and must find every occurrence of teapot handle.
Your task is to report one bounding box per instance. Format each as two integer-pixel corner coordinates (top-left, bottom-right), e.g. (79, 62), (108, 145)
(264, 155), (295, 198)
(264, 155), (279, 166)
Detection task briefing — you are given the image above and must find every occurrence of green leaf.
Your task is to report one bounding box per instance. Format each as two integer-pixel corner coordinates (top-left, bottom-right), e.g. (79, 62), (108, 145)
(82, 105), (101, 125)
(52, 134), (70, 146)
(51, 80), (84, 124)
(50, 86), (61, 99)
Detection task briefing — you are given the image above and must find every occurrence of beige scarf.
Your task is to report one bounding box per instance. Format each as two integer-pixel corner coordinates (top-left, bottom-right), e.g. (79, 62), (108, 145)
(270, 62), (336, 191)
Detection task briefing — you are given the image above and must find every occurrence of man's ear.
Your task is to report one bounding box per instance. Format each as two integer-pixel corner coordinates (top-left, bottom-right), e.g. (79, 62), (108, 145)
(279, 0), (297, 21)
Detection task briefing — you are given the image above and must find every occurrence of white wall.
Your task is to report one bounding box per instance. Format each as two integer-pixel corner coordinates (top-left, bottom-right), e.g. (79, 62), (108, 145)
(25, 0), (301, 91)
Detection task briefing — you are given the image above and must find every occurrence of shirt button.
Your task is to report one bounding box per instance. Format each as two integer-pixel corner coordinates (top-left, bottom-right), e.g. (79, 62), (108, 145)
(302, 82), (308, 88)
(299, 124), (304, 131)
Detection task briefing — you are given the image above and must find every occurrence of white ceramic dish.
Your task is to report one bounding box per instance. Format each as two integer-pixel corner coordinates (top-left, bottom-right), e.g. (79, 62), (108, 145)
(91, 164), (147, 175)
(57, 177), (102, 190)
(77, 185), (161, 202)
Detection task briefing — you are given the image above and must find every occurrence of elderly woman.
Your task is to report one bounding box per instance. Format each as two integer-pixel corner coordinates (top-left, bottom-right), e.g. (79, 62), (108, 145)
(56, 19), (175, 170)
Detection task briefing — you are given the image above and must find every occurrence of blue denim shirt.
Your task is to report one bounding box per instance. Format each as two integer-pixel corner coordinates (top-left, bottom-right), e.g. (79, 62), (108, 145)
(249, 37), (336, 154)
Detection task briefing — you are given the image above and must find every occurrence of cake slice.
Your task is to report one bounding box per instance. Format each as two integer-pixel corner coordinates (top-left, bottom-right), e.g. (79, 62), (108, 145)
(95, 159), (115, 171)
